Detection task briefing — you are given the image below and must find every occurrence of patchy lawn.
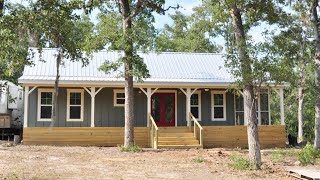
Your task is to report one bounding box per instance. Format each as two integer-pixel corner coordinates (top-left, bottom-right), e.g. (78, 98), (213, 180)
(0, 144), (319, 179)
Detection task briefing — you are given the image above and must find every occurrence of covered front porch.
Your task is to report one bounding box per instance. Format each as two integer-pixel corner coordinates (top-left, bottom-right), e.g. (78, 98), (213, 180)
(22, 85), (287, 149)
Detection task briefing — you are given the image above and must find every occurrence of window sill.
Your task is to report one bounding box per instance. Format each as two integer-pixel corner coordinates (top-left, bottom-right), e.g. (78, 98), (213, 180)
(211, 119), (227, 121)
(37, 119), (52, 122)
(67, 119), (84, 122)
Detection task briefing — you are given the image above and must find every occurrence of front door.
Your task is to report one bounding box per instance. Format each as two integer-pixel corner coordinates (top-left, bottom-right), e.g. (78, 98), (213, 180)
(151, 93), (175, 126)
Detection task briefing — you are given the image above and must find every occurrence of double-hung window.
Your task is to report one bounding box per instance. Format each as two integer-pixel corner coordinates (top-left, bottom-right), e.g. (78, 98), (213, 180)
(37, 89), (54, 121)
(67, 89), (84, 121)
(211, 91), (226, 121)
(190, 92), (201, 120)
(114, 89), (125, 107)
(235, 94), (244, 125)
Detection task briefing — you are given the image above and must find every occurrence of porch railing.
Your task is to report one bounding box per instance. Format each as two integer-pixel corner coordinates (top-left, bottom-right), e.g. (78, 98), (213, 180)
(189, 112), (203, 147)
(148, 113), (159, 149)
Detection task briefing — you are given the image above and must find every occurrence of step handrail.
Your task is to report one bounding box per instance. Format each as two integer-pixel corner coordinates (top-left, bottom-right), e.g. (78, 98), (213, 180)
(148, 113), (158, 149)
(189, 112), (203, 146)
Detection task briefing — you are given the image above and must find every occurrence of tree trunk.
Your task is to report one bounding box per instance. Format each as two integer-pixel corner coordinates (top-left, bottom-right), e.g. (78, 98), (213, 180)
(297, 86), (304, 145)
(297, 55), (306, 145)
(230, 6), (261, 169)
(312, 0), (320, 149)
(121, 0), (135, 147)
(50, 49), (61, 127)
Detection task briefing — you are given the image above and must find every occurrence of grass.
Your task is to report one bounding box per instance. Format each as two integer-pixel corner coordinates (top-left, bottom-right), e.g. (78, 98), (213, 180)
(119, 144), (142, 153)
(3, 173), (19, 180)
(271, 148), (298, 162)
(192, 156), (205, 163)
(229, 154), (251, 170)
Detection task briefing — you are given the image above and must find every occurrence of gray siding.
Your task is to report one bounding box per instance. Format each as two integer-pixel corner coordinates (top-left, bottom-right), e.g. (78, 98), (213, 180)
(27, 87), (236, 127)
(199, 91), (235, 126)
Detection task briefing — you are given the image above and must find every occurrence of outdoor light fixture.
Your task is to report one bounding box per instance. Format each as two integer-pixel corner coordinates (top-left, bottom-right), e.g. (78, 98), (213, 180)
(205, 89), (209, 91)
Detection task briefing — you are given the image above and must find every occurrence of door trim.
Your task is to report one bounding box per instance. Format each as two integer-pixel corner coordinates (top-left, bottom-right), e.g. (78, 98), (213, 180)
(152, 90), (177, 127)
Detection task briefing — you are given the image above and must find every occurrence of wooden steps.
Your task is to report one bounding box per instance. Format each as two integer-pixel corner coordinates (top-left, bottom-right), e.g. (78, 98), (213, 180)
(157, 127), (202, 149)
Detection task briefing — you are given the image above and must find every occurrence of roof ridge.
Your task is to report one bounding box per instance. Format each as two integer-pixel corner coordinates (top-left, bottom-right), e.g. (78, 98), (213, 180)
(28, 48), (226, 55)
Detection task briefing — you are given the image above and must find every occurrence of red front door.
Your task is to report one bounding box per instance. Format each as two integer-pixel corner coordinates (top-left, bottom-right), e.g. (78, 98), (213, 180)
(151, 93), (175, 126)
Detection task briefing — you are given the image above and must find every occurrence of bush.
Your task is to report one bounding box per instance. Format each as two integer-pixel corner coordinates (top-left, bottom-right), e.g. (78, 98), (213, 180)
(192, 156), (205, 163)
(119, 144), (142, 153)
(229, 154), (251, 170)
(298, 143), (320, 166)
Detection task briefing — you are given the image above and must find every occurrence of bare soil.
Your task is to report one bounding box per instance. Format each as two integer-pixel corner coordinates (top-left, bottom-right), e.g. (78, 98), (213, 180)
(0, 144), (318, 180)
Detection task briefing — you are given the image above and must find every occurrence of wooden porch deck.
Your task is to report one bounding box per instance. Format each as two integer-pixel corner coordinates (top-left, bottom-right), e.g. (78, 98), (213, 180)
(23, 125), (286, 148)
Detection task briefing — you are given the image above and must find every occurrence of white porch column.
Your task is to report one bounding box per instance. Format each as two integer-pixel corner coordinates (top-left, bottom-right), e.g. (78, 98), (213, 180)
(257, 90), (261, 125)
(23, 86), (29, 128)
(90, 87), (96, 127)
(84, 87), (103, 127)
(180, 88), (197, 126)
(268, 88), (271, 125)
(23, 86), (38, 128)
(140, 87), (158, 127)
(279, 88), (285, 125)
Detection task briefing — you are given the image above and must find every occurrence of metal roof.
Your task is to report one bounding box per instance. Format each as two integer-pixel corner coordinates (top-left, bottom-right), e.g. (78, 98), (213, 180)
(18, 48), (235, 86)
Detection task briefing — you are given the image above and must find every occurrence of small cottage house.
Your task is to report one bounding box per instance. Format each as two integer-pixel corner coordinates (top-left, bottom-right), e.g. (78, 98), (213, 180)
(19, 49), (286, 148)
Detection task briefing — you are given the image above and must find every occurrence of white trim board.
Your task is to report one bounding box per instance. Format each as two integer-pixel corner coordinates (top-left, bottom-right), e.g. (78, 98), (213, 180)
(37, 88), (54, 122)
(211, 90), (227, 121)
(66, 89), (84, 122)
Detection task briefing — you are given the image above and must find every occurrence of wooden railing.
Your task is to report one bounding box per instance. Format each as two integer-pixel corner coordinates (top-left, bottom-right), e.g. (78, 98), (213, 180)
(148, 113), (159, 149)
(189, 112), (203, 147)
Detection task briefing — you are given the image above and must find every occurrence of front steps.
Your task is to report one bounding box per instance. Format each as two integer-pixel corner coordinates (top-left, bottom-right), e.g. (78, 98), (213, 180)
(157, 127), (203, 149)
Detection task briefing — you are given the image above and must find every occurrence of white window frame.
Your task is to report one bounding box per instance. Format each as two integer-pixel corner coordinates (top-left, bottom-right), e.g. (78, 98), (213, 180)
(190, 91), (201, 121)
(234, 93), (244, 125)
(67, 89), (84, 122)
(114, 89), (125, 107)
(37, 88), (54, 122)
(211, 91), (227, 121)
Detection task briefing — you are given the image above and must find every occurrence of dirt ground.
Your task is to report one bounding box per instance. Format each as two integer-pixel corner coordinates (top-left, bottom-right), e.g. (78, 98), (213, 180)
(0, 143), (319, 180)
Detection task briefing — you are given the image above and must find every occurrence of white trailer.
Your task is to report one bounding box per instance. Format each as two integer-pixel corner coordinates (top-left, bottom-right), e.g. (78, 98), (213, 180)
(0, 81), (24, 130)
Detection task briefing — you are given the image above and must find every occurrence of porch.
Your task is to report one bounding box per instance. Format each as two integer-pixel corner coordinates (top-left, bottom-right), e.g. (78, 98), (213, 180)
(22, 86), (287, 148)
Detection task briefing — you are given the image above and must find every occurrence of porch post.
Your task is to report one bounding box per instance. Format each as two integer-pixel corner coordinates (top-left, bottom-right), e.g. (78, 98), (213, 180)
(90, 87), (96, 127)
(23, 86), (29, 128)
(84, 87), (103, 127)
(279, 88), (285, 125)
(140, 87), (158, 127)
(180, 88), (197, 126)
(268, 88), (271, 125)
(257, 90), (261, 125)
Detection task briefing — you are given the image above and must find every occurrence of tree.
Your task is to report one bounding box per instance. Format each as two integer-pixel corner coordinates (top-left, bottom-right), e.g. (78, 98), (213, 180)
(199, 0), (287, 169)
(90, 0), (178, 147)
(28, 0), (93, 125)
(155, 11), (221, 52)
(0, 1), (33, 83)
(311, 0), (320, 149)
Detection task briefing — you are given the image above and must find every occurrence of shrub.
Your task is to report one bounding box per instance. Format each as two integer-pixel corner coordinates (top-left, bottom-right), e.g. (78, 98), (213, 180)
(229, 154), (251, 170)
(298, 143), (320, 166)
(119, 144), (142, 153)
(192, 156), (205, 163)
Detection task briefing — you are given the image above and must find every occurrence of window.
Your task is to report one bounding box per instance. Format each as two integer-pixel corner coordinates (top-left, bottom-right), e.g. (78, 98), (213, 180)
(114, 89), (125, 107)
(67, 89), (84, 121)
(234, 89), (270, 125)
(37, 89), (54, 121)
(260, 89), (269, 125)
(190, 92), (201, 120)
(211, 91), (226, 121)
(235, 94), (244, 125)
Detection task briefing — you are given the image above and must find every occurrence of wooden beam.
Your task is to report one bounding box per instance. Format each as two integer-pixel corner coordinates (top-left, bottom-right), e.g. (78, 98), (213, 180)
(279, 88), (285, 125)
(28, 86), (38, 95)
(23, 86), (29, 128)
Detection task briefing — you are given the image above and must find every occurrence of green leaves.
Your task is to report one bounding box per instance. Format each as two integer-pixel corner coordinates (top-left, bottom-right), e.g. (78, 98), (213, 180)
(155, 11), (221, 53)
